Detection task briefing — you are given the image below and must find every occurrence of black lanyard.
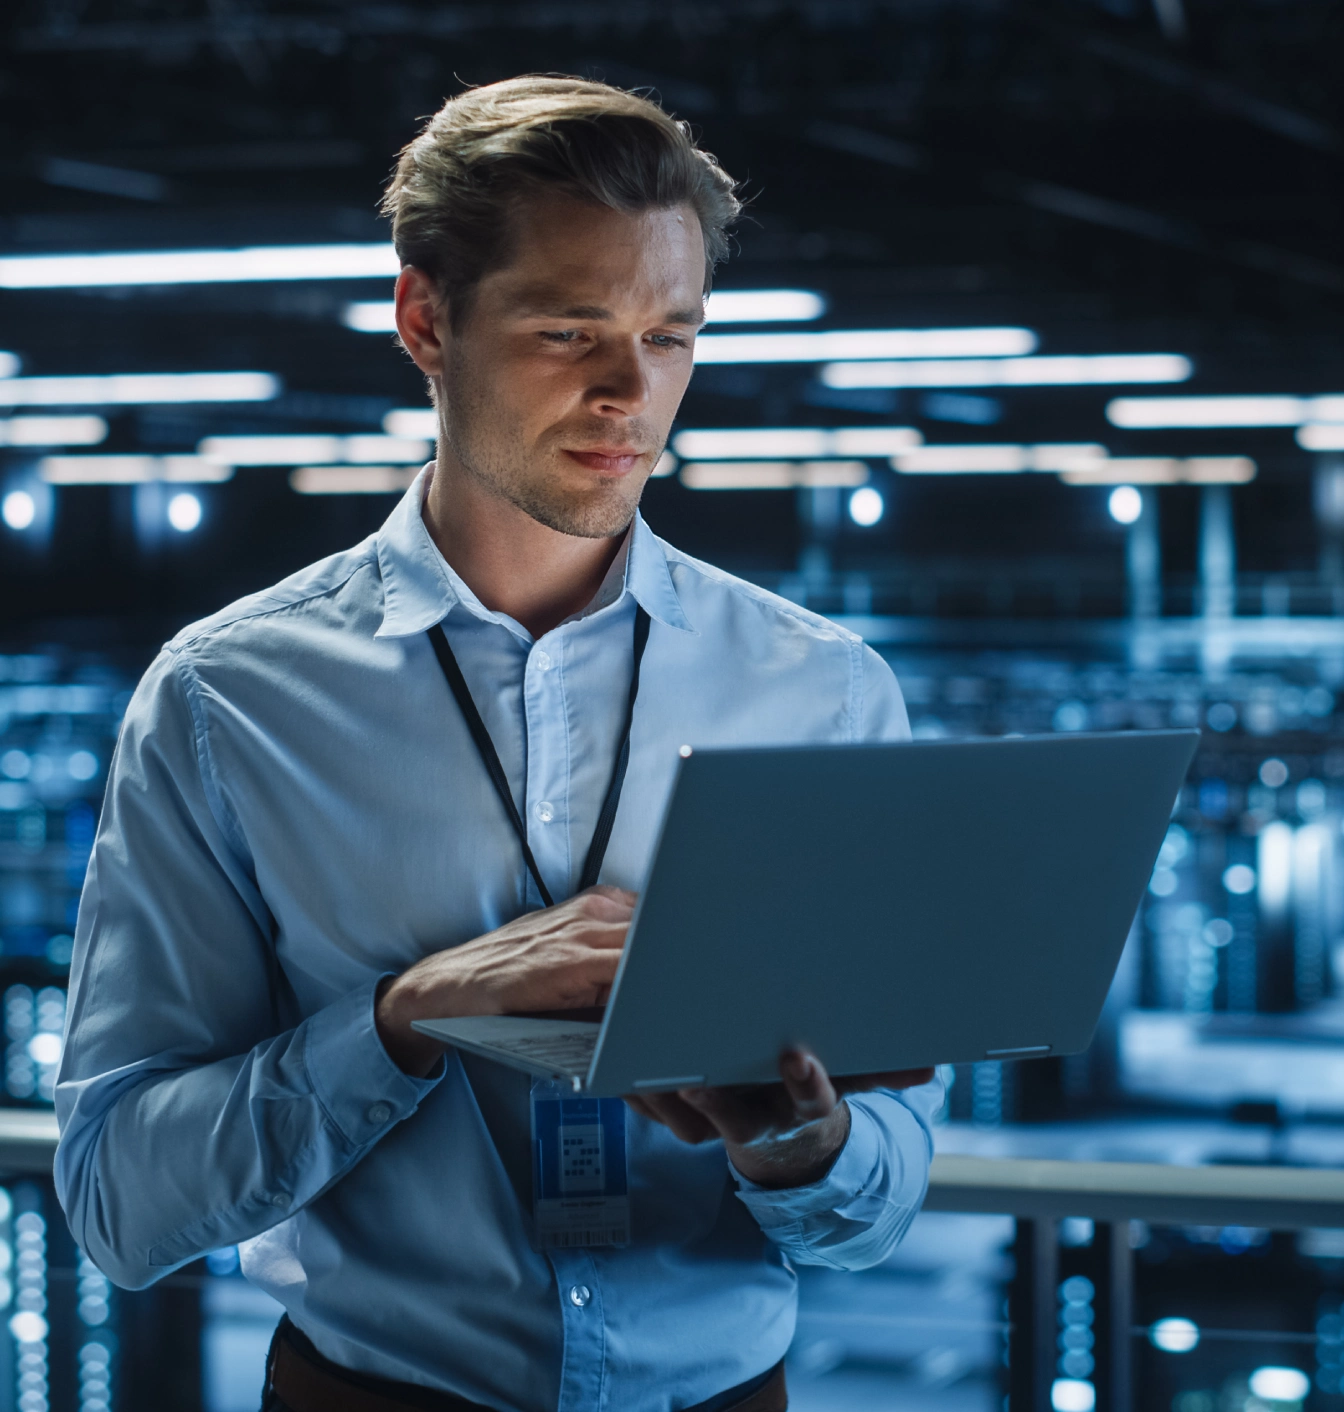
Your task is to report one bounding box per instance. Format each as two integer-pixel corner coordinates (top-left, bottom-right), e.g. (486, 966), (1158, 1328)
(428, 606), (651, 909)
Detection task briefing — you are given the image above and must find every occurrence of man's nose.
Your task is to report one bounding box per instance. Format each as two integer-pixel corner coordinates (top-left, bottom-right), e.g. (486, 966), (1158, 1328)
(586, 338), (652, 417)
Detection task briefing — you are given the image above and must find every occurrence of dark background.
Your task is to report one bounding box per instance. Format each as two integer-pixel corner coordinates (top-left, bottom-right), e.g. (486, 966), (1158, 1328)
(2, 0), (1341, 645)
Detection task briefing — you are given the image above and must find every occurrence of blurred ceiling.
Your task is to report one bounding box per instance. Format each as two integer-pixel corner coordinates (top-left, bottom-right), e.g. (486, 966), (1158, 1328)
(1, 0), (1342, 637)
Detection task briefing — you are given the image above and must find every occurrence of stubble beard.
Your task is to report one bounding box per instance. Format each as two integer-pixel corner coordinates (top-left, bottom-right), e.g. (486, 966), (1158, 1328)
(438, 365), (651, 541)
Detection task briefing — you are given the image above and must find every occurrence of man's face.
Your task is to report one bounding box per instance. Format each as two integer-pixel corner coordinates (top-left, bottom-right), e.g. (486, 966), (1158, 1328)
(430, 193), (706, 539)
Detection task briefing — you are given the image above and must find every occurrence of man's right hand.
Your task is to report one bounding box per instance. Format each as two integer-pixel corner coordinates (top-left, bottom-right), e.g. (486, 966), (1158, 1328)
(374, 884), (636, 1077)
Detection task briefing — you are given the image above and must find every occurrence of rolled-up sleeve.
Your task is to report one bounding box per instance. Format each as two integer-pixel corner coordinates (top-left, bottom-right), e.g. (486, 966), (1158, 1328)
(730, 1079), (942, 1270)
(54, 648), (441, 1291)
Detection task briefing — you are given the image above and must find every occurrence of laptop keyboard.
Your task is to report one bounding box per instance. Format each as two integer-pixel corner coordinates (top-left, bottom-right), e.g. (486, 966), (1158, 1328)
(492, 1030), (598, 1071)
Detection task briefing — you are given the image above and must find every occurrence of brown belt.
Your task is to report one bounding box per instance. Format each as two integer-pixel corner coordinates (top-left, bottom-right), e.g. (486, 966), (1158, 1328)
(266, 1318), (788, 1412)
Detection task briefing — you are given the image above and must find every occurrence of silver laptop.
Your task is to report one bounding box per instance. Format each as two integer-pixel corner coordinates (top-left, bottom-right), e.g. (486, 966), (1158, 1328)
(414, 730), (1198, 1096)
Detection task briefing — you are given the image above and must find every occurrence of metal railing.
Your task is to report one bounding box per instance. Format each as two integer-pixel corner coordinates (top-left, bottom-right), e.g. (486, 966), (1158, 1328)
(8, 1111), (1342, 1412)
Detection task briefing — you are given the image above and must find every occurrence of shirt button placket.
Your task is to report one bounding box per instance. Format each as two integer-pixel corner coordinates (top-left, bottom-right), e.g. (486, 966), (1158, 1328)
(553, 1252), (605, 1411)
(525, 637), (567, 898)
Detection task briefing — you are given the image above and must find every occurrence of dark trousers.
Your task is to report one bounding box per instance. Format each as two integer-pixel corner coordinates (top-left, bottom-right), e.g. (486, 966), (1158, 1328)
(261, 1317), (787, 1412)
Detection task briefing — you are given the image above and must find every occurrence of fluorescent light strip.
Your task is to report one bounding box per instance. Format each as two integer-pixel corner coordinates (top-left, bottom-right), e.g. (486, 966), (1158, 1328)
(673, 426), (922, 459)
(290, 466), (419, 495)
(0, 244), (400, 289)
(383, 408), (437, 438)
(704, 289), (825, 323)
(0, 352), (20, 378)
(1059, 457), (1256, 486)
(894, 444), (1108, 474)
(198, 434), (431, 466)
(0, 416), (107, 447)
(679, 461), (870, 490)
(1108, 394), (1344, 429)
(39, 456), (234, 485)
(1299, 424), (1344, 451)
(696, 327), (1037, 364)
(343, 302), (398, 333)
(0, 373), (280, 407)
(824, 354), (1193, 389)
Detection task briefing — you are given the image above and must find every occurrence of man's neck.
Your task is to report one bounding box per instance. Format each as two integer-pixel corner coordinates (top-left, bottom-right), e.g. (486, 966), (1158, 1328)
(422, 456), (628, 640)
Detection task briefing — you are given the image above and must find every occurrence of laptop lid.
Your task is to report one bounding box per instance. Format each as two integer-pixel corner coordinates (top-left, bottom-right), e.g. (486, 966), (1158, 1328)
(584, 730), (1197, 1096)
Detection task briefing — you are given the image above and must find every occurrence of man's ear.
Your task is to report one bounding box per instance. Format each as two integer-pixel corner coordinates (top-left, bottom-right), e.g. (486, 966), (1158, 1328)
(395, 266), (449, 378)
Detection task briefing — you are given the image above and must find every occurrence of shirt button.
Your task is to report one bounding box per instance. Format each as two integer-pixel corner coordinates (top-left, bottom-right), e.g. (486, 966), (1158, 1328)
(569, 1285), (591, 1308)
(534, 801), (555, 824)
(367, 1102), (392, 1125)
(270, 1193), (288, 1208)
(534, 650), (553, 672)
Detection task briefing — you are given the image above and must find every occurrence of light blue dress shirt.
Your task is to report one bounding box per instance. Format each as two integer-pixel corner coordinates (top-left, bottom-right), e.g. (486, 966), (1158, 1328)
(56, 469), (940, 1412)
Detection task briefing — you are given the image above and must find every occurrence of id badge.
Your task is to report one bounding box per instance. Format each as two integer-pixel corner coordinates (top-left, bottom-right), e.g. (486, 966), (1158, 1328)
(530, 1079), (630, 1250)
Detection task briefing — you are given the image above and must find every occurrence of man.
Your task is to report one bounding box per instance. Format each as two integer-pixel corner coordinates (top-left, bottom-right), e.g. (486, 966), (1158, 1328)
(56, 77), (940, 1412)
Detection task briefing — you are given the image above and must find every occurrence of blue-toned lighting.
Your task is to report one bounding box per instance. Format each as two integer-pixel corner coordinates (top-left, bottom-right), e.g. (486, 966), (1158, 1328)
(1108, 485), (1142, 524)
(848, 486), (884, 527)
(167, 492), (203, 533)
(1249, 1367), (1309, 1402)
(1149, 1317), (1200, 1352)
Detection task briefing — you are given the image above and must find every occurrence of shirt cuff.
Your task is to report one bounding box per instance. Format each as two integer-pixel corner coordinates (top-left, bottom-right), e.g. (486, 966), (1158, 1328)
(729, 1096), (886, 1228)
(303, 976), (444, 1148)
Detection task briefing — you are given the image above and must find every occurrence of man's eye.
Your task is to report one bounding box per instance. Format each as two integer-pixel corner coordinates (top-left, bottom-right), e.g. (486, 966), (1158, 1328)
(540, 330), (581, 343)
(649, 334), (690, 349)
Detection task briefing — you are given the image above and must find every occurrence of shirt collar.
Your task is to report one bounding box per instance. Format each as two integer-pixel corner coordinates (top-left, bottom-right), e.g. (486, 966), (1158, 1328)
(375, 465), (695, 639)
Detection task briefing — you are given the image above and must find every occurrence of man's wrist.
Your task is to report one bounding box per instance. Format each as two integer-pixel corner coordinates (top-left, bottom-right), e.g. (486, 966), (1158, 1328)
(374, 975), (447, 1078)
(726, 1100), (851, 1189)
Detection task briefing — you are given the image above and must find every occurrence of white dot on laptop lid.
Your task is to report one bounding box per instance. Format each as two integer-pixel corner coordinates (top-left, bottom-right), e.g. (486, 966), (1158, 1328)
(679, 745), (692, 758)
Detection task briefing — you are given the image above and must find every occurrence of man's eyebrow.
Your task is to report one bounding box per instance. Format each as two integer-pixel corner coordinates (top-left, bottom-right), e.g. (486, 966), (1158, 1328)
(509, 295), (706, 327)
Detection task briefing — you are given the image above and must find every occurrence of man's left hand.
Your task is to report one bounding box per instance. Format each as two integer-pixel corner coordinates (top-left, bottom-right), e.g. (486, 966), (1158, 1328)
(624, 1052), (935, 1189)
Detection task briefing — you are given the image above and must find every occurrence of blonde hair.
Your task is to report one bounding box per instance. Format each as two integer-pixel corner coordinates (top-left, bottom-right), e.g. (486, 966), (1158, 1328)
(381, 76), (742, 324)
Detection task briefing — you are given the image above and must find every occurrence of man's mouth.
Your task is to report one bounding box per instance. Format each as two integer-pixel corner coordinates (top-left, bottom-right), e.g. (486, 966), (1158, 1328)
(562, 448), (645, 473)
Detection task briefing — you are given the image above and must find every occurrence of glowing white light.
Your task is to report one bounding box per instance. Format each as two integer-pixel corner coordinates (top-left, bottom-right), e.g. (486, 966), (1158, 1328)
(1248, 1367), (1310, 1402)
(892, 443), (1106, 475)
(650, 451), (677, 478)
(27, 1034), (60, 1066)
(698, 326), (1036, 364)
(0, 416), (107, 447)
(0, 244), (400, 289)
(1050, 1379), (1095, 1412)
(0, 352), (19, 378)
(1109, 486), (1143, 524)
(1257, 820), (1292, 919)
(705, 289), (826, 323)
(343, 435), (429, 464)
(822, 353), (1192, 388)
(1300, 423), (1344, 451)
(1107, 394), (1344, 428)
(0, 372), (279, 407)
(672, 427), (922, 460)
(382, 408), (437, 438)
(1223, 863), (1257, 895)
(167, 492), (202, 532)
(39, 456), (231, 485)
(289, 466), (419, 495)
(1149, 1317), (1200, 1352)
(198, 434), (430, 466)
(848, 486), (885, 526)
(1060, 457), (1255, 486)
(342, 302), (397, 332)
(68, 751), (98, 781)
(679, 461), (870, 490)
(9, 1310), (48, 1343)
(2, 490), (36, 530)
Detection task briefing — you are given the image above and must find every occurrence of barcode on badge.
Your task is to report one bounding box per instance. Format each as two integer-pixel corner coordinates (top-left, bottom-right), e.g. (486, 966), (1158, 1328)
(537, 1227), (630, 1249)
